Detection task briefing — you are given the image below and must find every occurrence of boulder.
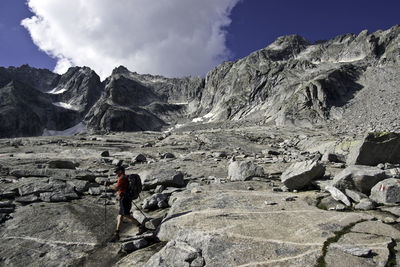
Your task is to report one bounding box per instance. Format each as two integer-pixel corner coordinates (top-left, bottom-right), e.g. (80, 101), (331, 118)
(370, 178), (400, 204)
(321, 152), (345, 163)
(332, 165), (387, 194)
(280, 160), (325, 190)
(141, 169), (185, 190)
(145, 240), (204, 267)
(101, 151), (110, 157)
(15, 194), (39, 204)
(142, 193), (168, 210)
(345, 189), (367, 203)
(161, 153), (175, 159)
(67, 179), (89, 194)
(228, 160), (264, 181)
(132, 154), (147, 164)
(347, 132), (400, 166)
(145, 217), (163, 230)
(354, 198), (376, 210)
(325, 185), (351, 206)
(0, 201), (115, 266)
(48, 160), (78, 170)
(121, 238), (149, 253)
(132, 210), (149, 224)
(156, 181), (373, 266)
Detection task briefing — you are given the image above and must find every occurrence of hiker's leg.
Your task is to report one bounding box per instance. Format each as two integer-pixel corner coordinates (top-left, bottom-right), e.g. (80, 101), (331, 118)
(123, 214), (140, 226)
(116, 214), (122, 231)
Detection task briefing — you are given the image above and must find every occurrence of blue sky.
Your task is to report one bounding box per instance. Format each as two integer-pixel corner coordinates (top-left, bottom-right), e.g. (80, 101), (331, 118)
(1, 0), (399, 78)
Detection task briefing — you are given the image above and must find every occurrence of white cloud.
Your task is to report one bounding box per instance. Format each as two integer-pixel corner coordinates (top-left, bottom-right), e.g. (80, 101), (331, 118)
(22, 0), (240, 79)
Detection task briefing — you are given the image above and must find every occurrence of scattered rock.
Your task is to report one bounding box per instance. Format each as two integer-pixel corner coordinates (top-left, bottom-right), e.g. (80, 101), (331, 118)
(332, 165), (387, 194)
(354, 198), (376, 210)
(347, 132), (400, 166)
(280, 160), (325, 190)
(325, 185), (351, 206)
(132, 154), (147, 164)
(141, 169), (185, 190)
(161, 153), (175, 159)
(331, 244), (372, 257)
(142, 193), (168, 210)
(112, 159), (123, 166)
(15, 194), (39, 204)
(121, 238), (149, 253)
(370, 178), (400, 204)
(48, 160), (78, 170)
(345, 189), (367, 203)
(228, 160), (264, 181)
(101, 151), (110, 157)
(145, 217), (163, 230)
(322, 152), (345, 163)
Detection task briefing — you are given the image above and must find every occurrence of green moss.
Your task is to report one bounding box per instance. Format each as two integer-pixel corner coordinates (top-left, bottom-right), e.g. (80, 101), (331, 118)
(315, 220), (367, 267)
(369, 131), (391, 139)
(386, 241), (397, 267)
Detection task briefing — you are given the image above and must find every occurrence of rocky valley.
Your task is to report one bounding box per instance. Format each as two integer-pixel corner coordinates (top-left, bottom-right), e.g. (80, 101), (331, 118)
(1, 25), (400, 266)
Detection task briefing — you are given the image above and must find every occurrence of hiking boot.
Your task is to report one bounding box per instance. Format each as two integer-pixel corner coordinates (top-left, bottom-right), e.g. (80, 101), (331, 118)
(136, 225), (147, 235)
(110, 232), (120, 242)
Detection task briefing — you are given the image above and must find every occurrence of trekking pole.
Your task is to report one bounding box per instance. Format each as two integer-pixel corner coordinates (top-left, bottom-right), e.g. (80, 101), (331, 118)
(132, 200), (148, 219)
(104, 173), (109, 235)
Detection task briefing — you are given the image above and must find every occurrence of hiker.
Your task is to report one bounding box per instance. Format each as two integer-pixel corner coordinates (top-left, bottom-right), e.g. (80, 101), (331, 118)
(107, 166), (146, 241)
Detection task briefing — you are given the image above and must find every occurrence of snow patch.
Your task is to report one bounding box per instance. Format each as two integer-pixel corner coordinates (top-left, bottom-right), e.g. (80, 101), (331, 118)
(53, 102), (79, 111)
(48, 87), (68, 94)
(42, 122), (85, 136)
(192, 117), (204, 123)
(267, 43), (282, 50)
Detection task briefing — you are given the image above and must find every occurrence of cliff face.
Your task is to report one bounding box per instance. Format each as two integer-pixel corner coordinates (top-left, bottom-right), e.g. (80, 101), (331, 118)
(1, 25), (400, 137)
(194, 26), (400, 132)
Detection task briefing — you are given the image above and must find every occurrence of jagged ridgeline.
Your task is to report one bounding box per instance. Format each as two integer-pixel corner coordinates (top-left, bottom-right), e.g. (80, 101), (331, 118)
(1, 25), (400, 138)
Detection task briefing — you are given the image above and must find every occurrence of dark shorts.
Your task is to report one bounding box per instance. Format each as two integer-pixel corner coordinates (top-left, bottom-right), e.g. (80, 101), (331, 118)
(119, 195), (132, 216)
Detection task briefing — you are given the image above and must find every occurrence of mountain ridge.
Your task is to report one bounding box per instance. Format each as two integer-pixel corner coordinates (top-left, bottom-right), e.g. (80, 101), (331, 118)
(1, 25), (399, 138)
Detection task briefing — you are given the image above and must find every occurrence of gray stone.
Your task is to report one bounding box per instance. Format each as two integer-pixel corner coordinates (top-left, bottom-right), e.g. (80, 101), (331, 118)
(141, 169), (185, 190)
(0, 207), (15, 214)
(154, 185), (165, 193)
(345, 189), (367, 203)
(156, 181), (373, 266)
(94, 177), (109, 185)
(325, 185), (351, 206)
(15, 194), (39, 204)
(101, 151), (110, 157)
(332, 165), (387, 194)
(354, 198), (376, 210)
(132, 210), (149, 225)
(0, 201), (15, 208)
(121, 238), (149, 253)
(112, 159), (123, 166)
(88, 186), (103, 196)
(0, 201), (114, 266)
(370, 178), (400, 204)
(161, 152), (175, 159)
(142, 193), (168, 210)
(331, 244), (372, 257)
(48, 160), (78, 169)
(322, 152), (345, 163)
(66, 179), (89, 194)
(347, 132), (400, 166)
(228, 160), (264, 181)
(132, 154), (147, 163)
(145, 217), (163, 230)
(280, 160), (325, 190)
(145, 240), (202, 267)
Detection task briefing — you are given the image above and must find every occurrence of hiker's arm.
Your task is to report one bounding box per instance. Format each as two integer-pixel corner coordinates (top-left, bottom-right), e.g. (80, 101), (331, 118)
(104, 182), (120, 191)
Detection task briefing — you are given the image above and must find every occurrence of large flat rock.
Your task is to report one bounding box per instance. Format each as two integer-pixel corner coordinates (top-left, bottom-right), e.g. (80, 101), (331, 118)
(0, 201), (118, 266)
(153, 181), (373, 266)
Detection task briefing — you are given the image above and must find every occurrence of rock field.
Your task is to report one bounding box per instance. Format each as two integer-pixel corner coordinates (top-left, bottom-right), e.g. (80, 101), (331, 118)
(1, 125), (400, 266)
